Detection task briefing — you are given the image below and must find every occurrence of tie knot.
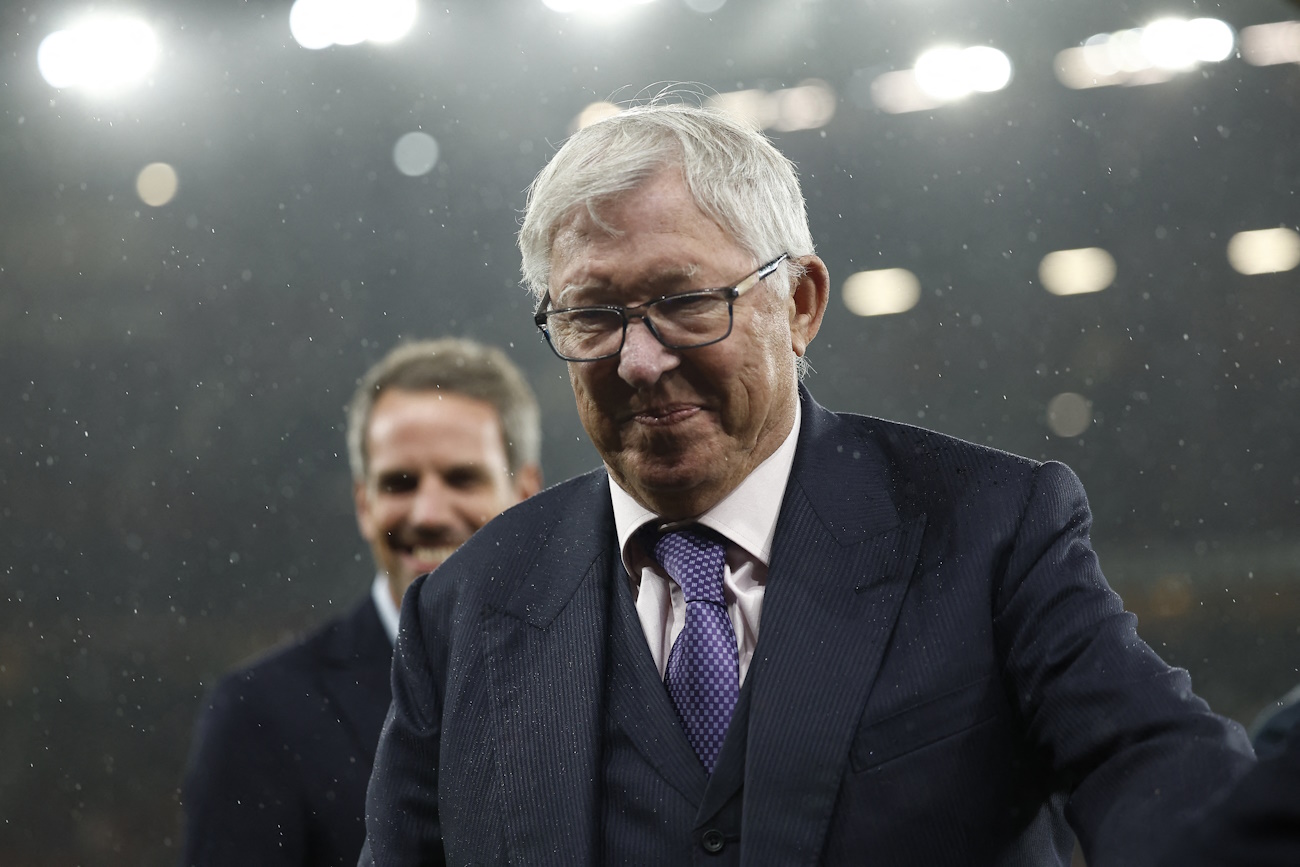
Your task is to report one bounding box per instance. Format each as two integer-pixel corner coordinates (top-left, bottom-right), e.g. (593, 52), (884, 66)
(653, 528), (727, 604)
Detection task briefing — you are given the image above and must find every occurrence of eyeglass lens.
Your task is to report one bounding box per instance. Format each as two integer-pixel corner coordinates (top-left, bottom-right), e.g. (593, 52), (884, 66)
(549, 294), (732, 359)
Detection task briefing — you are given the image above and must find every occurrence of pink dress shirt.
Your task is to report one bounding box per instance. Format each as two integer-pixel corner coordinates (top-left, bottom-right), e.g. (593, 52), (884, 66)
(610, 402), (801, 686)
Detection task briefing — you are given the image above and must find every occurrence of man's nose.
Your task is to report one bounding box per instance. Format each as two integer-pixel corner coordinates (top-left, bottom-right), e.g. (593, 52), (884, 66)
(408, 476), (454, 528)
(617, 319), (680, 388)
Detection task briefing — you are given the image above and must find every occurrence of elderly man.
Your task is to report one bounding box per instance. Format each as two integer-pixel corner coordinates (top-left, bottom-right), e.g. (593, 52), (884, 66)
(182, 338), (541, 867)
(362, 105), (1252, 866)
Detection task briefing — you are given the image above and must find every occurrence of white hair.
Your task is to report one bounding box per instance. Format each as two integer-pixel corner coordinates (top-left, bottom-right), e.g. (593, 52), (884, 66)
(519, 101), (814, 299)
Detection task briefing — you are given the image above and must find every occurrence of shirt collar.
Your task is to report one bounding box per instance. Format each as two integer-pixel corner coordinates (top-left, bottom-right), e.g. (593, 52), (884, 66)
(611, 398), (801, 571)
(370, 573), (400, 646)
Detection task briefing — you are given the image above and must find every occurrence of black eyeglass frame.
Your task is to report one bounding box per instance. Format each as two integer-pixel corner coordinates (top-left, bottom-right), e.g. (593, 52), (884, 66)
(533, 253), (790, 362)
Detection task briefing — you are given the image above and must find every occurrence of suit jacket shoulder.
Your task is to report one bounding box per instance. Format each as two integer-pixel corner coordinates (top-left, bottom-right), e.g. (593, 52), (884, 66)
(182, 596), (393, 867)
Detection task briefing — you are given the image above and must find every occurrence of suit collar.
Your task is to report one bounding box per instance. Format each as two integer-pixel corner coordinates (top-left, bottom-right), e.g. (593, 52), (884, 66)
(501, 470), (613, 628)
(789, 383), (903, 544)
(481, 471), (614, 865)
(731, 387), (926, 862)
(314, 597), (394, 756)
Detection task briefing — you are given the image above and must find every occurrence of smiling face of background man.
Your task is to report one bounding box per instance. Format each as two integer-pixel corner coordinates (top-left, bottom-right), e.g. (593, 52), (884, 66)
(353, 387), (541, 608)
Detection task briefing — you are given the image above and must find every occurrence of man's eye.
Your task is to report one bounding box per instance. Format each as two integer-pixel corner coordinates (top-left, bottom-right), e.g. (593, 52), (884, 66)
(444, 468), (490, 489)
(658, 294), (717, 317)
(563, 309), (619, 332)
(377, 473), (417, 494)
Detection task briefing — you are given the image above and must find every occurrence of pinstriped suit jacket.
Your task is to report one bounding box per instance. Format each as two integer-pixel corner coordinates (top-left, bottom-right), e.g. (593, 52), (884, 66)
(361, 386), (1253, 866)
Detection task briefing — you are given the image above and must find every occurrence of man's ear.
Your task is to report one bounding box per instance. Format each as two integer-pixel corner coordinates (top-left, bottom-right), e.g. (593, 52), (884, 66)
(513, 463), (543, 502)
(353, 480), (374, 539)
(789, 255), (830, 357)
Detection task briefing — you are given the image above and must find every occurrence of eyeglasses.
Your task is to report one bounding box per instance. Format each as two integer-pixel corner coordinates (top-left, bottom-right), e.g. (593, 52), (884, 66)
(534, 253), (789, 362)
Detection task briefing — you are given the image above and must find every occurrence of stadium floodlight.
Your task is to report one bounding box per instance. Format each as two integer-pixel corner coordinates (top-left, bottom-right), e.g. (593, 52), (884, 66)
(541, 0), (656, 15)
(913, 45), (1012, 102)
(37, 15), (158, 93)
(289, 0), (417, 50)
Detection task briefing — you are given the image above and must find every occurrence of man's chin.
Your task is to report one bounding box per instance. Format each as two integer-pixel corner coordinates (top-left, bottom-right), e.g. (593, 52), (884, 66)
(399, 558), (444, 580)
(611, 456), (727, 516)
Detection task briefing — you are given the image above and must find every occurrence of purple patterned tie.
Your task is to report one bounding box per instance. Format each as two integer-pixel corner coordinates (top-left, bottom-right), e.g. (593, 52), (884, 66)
(654, 528), (739, 774)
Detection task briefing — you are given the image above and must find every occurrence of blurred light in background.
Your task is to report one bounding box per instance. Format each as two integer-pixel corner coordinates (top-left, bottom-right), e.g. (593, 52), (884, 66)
(37, 15), (158, 92)
(289, 0), (417, 50)
(573, 100), (623, 131)
(1046, 392), (1092, 438)
(1038, 247), (1117, 296)
(392, 131), (440, 176)
(541, 0), (655, 14)
(870, 70), (942, 115)
(842, 268), (921, 316)
(1240, 21), (1300, 66)
(706, 80), (837, 131)
(914, 46), (1012, 100)
(1055, 18), (1233, 90)
(136, 162), (179, 207)
(871, 46), (1011, 114)
(683, 0), (727, 12)
(1226, 227), (1300, 275)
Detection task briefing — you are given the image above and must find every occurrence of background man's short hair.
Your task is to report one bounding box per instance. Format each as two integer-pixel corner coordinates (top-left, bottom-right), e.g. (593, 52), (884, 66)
(346, 338), (541, 481)
(518, 100), (815, 300)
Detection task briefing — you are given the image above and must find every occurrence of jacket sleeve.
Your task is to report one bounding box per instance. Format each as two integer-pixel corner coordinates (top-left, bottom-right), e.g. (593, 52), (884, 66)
(180, 672), (306, 867)
(993, 460), (1256, 867)
(1158, 716), (1300, 867)
(360, 572), (449, 867)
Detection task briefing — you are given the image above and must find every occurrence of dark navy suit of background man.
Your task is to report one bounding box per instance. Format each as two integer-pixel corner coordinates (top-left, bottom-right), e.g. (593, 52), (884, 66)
(361, 104), (1254, 866)
(181, 339), (541, 866)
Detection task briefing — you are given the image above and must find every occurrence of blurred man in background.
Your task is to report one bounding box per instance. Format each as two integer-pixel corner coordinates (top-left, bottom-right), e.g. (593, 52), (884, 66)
(181, 338), (542, 867)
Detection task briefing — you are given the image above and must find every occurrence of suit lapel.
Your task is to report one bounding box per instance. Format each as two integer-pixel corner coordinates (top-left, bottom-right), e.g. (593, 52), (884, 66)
(740, 391), (928, 865)
(479, 473), (612, 867)
(606, 562), (709, 804)
(315, 598), (394, 757)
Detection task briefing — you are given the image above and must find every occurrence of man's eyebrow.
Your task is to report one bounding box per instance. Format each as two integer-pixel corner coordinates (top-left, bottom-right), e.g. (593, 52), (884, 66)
(556, 264), (702, 304)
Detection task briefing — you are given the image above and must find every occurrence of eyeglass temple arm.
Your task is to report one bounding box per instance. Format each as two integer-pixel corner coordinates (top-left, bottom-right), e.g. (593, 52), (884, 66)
(533, 292), (551, 327)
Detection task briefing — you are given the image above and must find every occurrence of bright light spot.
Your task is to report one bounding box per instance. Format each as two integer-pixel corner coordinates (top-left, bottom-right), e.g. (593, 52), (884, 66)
(541, 0), (655, 14)
(392, 132), (439, 177)
(290, 0), (416, 49)
(707, 81), (836, 132)
(1186, 18), (1235, 62)
(1142, 19), (1199, 70)
(136, 162), (178, 207)
(368, 0), (419, 43)
(842, 269), (921, 317)
(1038, 248), (1116, 296)
(914, 47), (970, 100)
(1240, 21), (1300, 67)
(964, 46), (1013, 92)
(684, 0), (726, 12)
(911, 45), (1011, 102)
(289, 0), (334, 48)
(708, 90), (777, 130)
(572, 101), (622, 132)
(1055, 47), (1120, 90)
(870, 69), (943, 114)
(1110, 28), (1149, 72)
(1057, 18), (1234, 89)
(1226, 228), (1300, 275)
(771, 80), (837, 131)
(1046, 392), (1092, 438)
(37, 16), (158, 92)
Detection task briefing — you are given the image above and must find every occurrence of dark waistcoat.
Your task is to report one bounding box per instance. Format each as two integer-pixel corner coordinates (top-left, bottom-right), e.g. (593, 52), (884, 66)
(601, 574), (752, 866)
